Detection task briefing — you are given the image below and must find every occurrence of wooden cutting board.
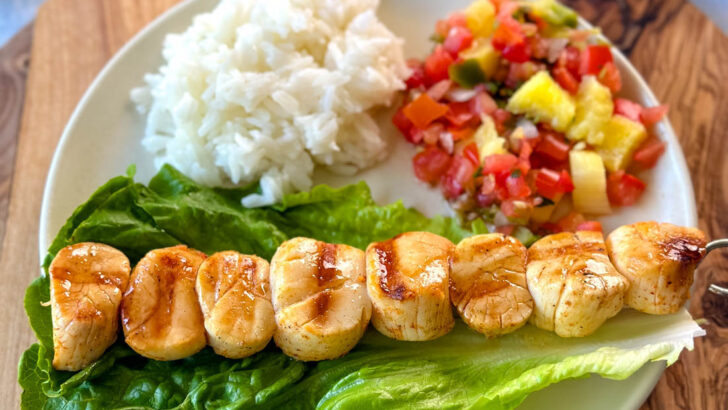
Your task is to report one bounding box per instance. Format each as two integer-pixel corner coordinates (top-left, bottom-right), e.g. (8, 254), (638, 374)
(0, 0), (726, 408)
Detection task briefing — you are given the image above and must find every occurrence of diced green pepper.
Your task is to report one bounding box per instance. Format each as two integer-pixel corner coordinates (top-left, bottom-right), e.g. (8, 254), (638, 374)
(448, 59), (487, 88)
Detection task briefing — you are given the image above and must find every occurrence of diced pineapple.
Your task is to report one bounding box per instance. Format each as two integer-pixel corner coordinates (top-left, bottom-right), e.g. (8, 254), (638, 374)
(506, 71), (575, 132)
(597, 115), (648, 171)
(460, 39), (500, 79)
(465, 0), (496, 38)
(474, 115), (506, 162)
(569, 150), (611, 215)
(566, 76), (613, 145)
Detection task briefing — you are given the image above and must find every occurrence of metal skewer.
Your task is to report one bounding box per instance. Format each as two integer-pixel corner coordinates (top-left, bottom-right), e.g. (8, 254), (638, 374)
(705, 239), (728, 296)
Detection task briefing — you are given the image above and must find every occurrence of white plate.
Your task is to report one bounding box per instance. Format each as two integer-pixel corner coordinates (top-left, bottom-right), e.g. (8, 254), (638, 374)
(39, 0), (698, 409)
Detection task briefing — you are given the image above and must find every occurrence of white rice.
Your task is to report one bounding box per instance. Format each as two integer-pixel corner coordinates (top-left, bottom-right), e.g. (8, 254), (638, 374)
(131, 0), (408, 207)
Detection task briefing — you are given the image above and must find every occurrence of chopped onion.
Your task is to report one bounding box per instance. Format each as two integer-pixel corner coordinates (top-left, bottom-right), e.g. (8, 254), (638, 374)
(426, 79), (452, 101)
(446, 87), (478, 102)
(494, 210), (510, 227)
(516, 118), (539, 139)
(547, 38), (569, 63)
(440, 131), (454, 154)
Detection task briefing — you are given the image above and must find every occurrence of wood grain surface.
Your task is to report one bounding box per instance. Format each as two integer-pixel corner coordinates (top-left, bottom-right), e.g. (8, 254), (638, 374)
(0, 0), (726, 408)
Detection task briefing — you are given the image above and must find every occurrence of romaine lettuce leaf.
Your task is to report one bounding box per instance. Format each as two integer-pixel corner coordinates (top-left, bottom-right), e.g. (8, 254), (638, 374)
(19, 165), (703, 409)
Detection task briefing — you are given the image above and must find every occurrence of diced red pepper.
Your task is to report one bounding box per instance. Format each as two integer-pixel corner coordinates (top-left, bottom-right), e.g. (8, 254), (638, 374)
(534, 168), (562, 199)
(607, 170), (647, 206)
(405, 59), (426, 89)
(614, 98), (643, 122)
(403, 93), (449, 129)
(445, 101), (476, 127)
(413, 146), (452, 184)
(558, 169), (574, 192)
(598, 61), (622, 93)
(534, 131), (570, 162)
(483, 153), (518, 176)
(576, 221), (603, 233)
(506, 171), (532, 199)
(632, 136), (666, 169)
(441, 154), (477, 198)
(553, 66), (579, 94)
(463, 142), (480, 167)
(448, 125), (476, 141)
(640, 105), (669, 128)
(424, 45), (455, 84)
(444, 26), (474, 56)
(580, 45), (613, 76)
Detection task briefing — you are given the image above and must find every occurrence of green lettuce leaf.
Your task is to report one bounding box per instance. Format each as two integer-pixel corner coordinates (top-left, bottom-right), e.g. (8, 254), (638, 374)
(19, 165), (702, 409)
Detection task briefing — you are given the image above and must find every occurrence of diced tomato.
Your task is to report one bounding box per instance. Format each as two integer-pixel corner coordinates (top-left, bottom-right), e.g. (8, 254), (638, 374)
(528, 34), (550, 59)
(483, 153), (518, 176)
(448, 125), (475, 141)
(506, 171), (532, 199)
(576, 221), (603, 233)
(405, 59), (426, 89)
(517, 140), (533, 174)
(632, 136), (666, 169)
(412, 146), (452, 184)
(607, 170), (647, 206)
(463, 142), (480, 167)
(496, 224), (515, 235)
(444, 26), (474, 56)
(553, 66), (579, 94)
(580, 45), (613, 76)
(534, 168), (562, 199)
(597, 61), (622, 93)
(476, 175), (497, 207)
(424, 45), (455, 83)
(640, 105), (669, 128)
(558, 169), (574, 192)
(403, 93), (449, 130)
(556, 211), (586, 232)
(492, 108), (512, 134)
(441, 154), (477, 198)
(502, 41), (531, 63)
(447, 12), (468, 28)
(614, 98), (643, 122)
(392, 106), (413, 138)
(469, 91), (498, 117)
(558, 46), (582, 79)
(445, 101), (475, 127)
(534, 131), (570, 162)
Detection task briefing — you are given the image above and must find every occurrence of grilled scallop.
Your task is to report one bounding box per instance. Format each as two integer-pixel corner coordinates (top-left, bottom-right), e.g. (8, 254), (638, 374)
(366, 232), (455, 341)
(196, 251), (275, 358)
(121, 245), (207, 361)
(450, 234), (533, 337)
(49, 242), (131, 371)
(527, 231), (629, 337)
(606, 222), (707, 314)
(270, 237), (371, 361)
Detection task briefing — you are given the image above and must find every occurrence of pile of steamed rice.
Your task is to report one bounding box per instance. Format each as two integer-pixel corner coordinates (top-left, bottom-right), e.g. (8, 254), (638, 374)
(131, 0), (408, 207)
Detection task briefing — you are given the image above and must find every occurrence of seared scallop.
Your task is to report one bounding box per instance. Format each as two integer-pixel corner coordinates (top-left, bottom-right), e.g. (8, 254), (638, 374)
(269, 237), (371, 361)
(121, 245), (207, 361)
(527, 231), (629, 337)
(196, 251), (275, 358)
(366, 232), (455, 341)
(451, 234), (532, 337)
(606, 222), (707, 314)
(49, 242), (131, 371)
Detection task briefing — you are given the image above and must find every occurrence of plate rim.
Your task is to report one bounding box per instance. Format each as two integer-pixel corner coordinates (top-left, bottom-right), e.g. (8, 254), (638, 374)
(36, 2), (698, 409)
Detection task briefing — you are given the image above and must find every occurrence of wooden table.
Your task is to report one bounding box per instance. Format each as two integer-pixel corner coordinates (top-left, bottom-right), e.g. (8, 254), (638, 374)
(0, 0), (726, 408)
